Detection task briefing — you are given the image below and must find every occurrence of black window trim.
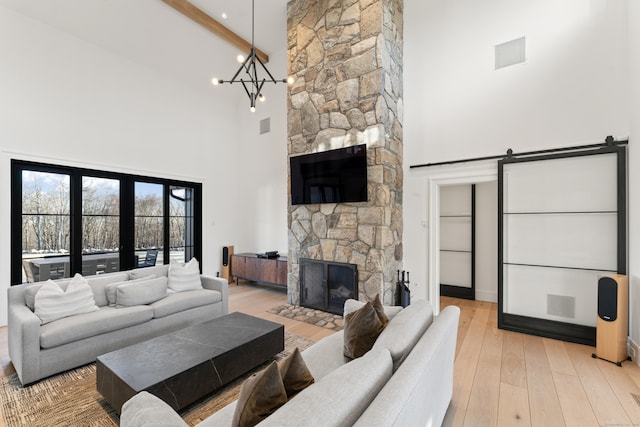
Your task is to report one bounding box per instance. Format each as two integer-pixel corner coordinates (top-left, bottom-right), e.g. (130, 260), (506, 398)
(11, 159), (202, 285)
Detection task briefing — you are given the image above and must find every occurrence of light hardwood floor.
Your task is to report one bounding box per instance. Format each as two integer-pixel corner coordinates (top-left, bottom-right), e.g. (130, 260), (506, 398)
(1, 285), (639, 426)
(440, 296), (640, 427)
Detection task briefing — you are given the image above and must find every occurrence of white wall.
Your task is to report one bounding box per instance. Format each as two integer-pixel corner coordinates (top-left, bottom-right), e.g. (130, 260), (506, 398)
(0, 6), (258, 325)
(230, 47), (289, 256)
(628, 0), (640, 360)
(403, 0), (631, 310)
(475, 181), (498, 303)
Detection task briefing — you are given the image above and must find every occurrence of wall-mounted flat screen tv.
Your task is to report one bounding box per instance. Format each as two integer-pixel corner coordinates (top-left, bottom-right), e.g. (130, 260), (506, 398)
(290, 144), (368, 205)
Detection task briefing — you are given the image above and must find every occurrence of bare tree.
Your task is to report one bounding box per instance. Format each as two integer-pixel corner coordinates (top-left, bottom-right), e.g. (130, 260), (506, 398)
(22, 176), (70, 254)
(22, 176), (192, 259)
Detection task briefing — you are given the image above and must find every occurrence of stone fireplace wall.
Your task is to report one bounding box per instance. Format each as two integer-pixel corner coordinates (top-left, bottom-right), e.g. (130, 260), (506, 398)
(287, 0), (403, 305)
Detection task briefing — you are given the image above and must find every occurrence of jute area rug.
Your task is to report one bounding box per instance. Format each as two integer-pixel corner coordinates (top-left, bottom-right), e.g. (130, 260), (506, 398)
(0, 332), (315, 427)
(267, 304), (344, 331)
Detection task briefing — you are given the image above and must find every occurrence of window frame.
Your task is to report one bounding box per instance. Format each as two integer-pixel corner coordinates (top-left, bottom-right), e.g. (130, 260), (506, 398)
(11, 159), (202, 285)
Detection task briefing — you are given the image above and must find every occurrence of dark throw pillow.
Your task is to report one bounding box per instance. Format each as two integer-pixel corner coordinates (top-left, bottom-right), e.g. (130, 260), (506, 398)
(278, 347), (315, 398)
(370, 293), (389, 327)
(343, 301), (386, 359)
(232, 362), (288, 427)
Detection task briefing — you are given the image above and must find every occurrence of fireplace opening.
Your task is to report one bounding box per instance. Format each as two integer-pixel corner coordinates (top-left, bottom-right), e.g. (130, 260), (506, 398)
(299, 258), (358, 315)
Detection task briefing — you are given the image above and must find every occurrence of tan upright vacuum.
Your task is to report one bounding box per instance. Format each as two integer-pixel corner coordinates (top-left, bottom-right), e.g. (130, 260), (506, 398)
(592, 274), (629, 366)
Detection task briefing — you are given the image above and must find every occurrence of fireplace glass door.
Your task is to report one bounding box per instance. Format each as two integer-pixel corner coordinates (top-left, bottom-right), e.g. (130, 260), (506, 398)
(300, 258), (357, 315)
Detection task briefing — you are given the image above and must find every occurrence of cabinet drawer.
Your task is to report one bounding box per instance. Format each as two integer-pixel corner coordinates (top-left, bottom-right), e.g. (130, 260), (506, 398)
(277, 260), (288, 286)
(231, 255), (246, 278)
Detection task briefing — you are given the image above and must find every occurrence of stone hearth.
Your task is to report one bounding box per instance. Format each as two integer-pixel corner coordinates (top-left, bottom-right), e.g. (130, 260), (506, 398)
(287, 0), (403, 306)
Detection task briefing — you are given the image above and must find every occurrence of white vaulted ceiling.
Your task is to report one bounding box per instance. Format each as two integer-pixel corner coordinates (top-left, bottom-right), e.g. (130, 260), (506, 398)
(0, 0), (289, 92)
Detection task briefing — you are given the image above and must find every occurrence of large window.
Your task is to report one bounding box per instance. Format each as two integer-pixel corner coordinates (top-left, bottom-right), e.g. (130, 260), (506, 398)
(170, 186), (196, 263)
(20, 170), (71, 282)
(135, 182), (164, 266)
(83, 177), (120, 275)
(11, 160), (202, 284)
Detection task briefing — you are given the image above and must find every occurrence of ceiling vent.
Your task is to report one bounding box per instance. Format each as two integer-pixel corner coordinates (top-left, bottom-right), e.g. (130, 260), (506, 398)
(495, 36), (526, 70)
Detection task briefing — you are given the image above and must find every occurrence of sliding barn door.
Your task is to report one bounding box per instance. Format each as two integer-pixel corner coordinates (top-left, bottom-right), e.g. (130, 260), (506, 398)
(498, 147), (626, 345)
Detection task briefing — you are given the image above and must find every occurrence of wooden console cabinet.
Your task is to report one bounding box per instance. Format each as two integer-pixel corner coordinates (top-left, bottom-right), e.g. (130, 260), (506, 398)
(231, 253), (287, 288)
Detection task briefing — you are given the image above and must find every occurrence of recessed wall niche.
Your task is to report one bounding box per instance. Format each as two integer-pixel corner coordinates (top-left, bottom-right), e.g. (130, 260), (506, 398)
(286, 0), (404, 306)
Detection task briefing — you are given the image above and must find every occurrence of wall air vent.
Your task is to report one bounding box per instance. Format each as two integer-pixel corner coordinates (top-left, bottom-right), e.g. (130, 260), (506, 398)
(547, 294), (576, 319)
(260, 118), (271, 135)
(495, 36), (526, 70)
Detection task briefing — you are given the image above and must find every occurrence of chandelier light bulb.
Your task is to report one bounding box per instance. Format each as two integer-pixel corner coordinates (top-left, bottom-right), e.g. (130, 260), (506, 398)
(258, 93), (265, 102)
(211, 78), (220, 86)
(250, 106), (256, 113)
(237, 55), (245, 63)
(287, 76), (295, 85)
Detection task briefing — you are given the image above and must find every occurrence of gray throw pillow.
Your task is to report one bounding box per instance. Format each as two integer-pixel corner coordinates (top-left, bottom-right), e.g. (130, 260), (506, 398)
(116, 276), (168, 307)
(105, 275), (158, 306)
(24, 283), (45, 311)
(85, 273), (128, 307)
(129, 264), (169, 280)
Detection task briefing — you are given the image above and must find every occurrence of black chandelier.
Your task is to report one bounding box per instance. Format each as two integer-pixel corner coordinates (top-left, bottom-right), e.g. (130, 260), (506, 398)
(211, 0), (293, 112)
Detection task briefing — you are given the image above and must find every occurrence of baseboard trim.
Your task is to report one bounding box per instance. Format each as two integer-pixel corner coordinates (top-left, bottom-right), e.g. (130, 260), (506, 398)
(475, 290), (497, 303)
(440, 284), (474, 300)
(628, 337), (640, 365)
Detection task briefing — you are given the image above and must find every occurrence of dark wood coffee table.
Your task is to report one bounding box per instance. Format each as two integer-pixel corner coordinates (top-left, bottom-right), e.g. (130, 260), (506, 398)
(96, 312), (284, 413)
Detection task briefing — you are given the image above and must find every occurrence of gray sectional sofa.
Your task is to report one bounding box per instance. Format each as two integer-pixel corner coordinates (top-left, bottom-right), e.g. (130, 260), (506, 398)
(121, 299), (461, 427)
(7, 264), (228, 385)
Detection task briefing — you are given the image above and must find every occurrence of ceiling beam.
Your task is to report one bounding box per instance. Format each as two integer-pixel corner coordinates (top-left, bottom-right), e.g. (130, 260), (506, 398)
(161, 0), (269, 64)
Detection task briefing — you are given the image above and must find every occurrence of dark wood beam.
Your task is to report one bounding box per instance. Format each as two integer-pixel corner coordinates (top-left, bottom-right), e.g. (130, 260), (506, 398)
(162, 0), (269, 64)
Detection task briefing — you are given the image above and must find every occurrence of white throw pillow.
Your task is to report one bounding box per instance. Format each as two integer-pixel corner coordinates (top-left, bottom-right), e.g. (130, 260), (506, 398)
(168, 258), (202, 292)
(34, 274), (100, 324)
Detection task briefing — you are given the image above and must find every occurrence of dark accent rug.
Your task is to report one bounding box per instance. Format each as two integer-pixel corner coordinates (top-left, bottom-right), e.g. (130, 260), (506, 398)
(0, 332), (315, 427)
(268, 304), (344, 331)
